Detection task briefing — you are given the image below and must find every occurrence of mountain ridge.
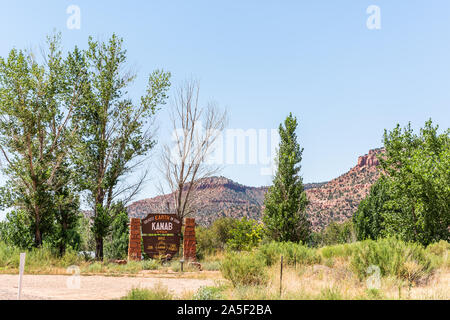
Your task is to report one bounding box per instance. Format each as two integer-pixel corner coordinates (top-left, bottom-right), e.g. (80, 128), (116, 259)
(127, 148), (383, 231)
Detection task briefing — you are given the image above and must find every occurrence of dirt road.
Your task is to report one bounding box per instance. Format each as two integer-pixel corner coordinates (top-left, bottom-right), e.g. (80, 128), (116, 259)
(0, 273), (218, 300)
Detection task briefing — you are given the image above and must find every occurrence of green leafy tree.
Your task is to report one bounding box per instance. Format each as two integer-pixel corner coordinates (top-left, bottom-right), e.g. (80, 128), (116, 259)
(196, 217), (239, 258)
(318, 220), (355, 246)
(72, 34), (170, 259)
(51, 186), (81, 256)
(0, 33), (86, 246)
(226, 217), (264, 251)
(378, 120), (449, 245)
(208, 217), (239, 249)
(353, 177), (392, 241)
(105, 203), (129, 260)
(263, 113), (310, 242)
(77, 214), (96, 255)
(0, 210), (34, 249)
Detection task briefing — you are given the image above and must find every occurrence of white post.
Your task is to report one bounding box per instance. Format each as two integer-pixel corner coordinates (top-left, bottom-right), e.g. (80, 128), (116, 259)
(17, 252), (26, 300)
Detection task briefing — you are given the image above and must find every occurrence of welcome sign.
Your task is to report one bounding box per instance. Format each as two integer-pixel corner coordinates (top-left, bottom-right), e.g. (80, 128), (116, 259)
(141, 213), (181, 259)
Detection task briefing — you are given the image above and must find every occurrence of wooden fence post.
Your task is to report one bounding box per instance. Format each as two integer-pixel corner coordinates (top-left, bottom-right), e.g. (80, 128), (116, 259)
(280, 255), (283, 297)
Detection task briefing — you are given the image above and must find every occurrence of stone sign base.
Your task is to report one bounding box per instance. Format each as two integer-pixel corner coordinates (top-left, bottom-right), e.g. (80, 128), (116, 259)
(128, 218), (141, 261)
(183, 218), (196, 261)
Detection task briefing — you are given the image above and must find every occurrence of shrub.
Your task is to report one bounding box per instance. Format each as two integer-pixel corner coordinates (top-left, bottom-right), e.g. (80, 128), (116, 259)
(317, 220), (355, 246)
(257, 241), (321, 266)
(350, 238), (434, 284)
(426, 240), (450, 256)
(199, 252), (223, 270)
(0, 241), (21, 268)
(196, 218), (240, 259)
(193, 286), (225, 300)
(84, 262), (103, 273)
(59, 246), (83, 267)
(195, 226), (214, 260)
(121, 284), (173, 300)
(201, 260), (221, 271)
(0, 241), (84, 270)
(320, 243), (356, 259)
(220, 251), (267, 286)
(141, 259), (160, 270)
(226, 218), (264, 251)
(26, 243), (57, 268)
(426, 240), (450, 268)
(0, 210), (34, 250)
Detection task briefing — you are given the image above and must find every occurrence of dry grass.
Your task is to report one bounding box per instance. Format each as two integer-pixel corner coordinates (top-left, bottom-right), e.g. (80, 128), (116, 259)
(219, 259), (449, 300)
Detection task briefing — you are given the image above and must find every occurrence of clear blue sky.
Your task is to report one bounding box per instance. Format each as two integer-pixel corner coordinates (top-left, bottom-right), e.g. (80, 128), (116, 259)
(0, 0), (449, 216)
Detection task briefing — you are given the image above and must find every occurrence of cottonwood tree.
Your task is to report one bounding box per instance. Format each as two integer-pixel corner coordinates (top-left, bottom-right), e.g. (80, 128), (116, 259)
(50, 160), (82, 255)
(377, 120), (449, 245)
(353, 176), (391, 241)
(354, 120), (449, 245)
(263, 113), (310, 242)
(159, 80), (226, 224)
(72, 34), (171, 259)
(0, 34), (85, 247)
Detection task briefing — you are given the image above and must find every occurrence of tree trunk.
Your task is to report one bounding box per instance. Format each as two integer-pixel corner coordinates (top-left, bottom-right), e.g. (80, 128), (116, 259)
(34, 207), (42, 247)
(95, 236), (104, 261)
(59, 242), (65, 257)
(35, 225), (42, 247)
(179, 223), (184, 260)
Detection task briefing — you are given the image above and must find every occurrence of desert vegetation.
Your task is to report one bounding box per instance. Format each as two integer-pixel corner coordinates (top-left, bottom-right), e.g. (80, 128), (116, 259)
(113, 237), (450, 300)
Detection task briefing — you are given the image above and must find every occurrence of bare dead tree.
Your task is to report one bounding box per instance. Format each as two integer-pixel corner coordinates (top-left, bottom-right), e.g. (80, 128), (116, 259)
(159, 80), (227, 224)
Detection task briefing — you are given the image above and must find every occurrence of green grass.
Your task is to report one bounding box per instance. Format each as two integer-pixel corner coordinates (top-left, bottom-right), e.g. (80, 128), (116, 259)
(0, 242), (84, 271)
(202, 260), (221, 271)
(121, 284), (173, 300)
(141, 259), (160, 270)
(318, 287), (343, 300)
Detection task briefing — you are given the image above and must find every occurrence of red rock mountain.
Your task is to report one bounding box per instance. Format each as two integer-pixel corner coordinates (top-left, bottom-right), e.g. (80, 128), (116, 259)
(306, 148), (382, 230)
(127, 148), (383, 231)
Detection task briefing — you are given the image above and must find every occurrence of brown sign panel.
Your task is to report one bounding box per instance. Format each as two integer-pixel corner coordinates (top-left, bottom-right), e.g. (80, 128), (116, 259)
(141, 214), (181, 259)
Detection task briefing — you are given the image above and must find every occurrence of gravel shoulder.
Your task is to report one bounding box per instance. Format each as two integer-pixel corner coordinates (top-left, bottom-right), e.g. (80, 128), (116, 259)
(0, 273), (220, 300)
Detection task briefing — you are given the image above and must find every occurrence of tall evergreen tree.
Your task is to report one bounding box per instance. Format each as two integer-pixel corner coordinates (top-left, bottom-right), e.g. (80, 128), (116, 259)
(263, 113), (310, 242)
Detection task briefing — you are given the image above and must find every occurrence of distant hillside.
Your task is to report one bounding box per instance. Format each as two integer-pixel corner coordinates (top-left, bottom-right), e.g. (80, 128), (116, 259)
(127, 148), (383, 231)
(306, 148), (382, 230)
